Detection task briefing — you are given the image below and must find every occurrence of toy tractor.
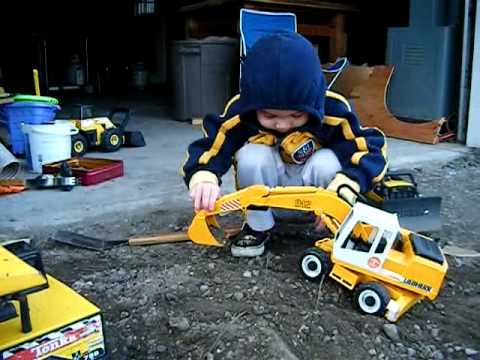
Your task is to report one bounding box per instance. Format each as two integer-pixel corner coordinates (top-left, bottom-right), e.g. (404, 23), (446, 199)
(188, 185), (448, 322)
(70, 105), (145, 157)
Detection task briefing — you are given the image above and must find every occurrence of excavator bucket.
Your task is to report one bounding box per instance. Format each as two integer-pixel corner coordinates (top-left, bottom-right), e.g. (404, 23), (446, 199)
(188, 211), (225, 247)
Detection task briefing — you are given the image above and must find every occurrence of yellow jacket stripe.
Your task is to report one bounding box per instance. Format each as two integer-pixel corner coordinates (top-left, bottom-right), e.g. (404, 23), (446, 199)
(220, 94), (240, 118)
(326, 90), (352, 111)
(199, 116), (241, 164)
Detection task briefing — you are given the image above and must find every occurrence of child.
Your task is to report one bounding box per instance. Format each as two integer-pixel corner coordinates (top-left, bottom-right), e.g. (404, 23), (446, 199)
(182, 32), (387, 257)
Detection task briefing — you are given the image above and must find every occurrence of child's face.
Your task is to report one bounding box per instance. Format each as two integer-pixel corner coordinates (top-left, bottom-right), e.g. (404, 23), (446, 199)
(256, 109), (308, 133)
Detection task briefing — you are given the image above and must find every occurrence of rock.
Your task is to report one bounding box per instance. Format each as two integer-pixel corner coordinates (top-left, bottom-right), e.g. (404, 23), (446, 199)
(205, 352), (214, 360)
(298, 324), (310, 335)
(200, 284), (209, 292)
(120, 311), (129, 319)
(156, 345), (167, 353)
(233, 291), (244, 301)
(208, 263), (215, 269)
(383, 324), (400, 342)
(168, 316), (190, 331)
(432, 350), (444, 360)
(465, 348), (479, 356)
(407, 348), (416, 357)
(243, 270), (252, 278)
(374, 335), (382, 345)
(368, 349), (377, 356)
(253, 305), (266, 315)
(431, 328), (440, 338)
(165, 293), (178, 303)
(253, 270), (260, 277)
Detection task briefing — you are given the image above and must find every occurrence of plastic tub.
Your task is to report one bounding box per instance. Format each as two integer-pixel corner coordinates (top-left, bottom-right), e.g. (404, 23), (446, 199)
(1, 102), (60, 155)
(22, 122), (78, 173)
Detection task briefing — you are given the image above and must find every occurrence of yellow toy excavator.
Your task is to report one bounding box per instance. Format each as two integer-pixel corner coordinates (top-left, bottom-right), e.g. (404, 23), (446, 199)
(188, 185), (448, 322)
(0, 240), (106, 359)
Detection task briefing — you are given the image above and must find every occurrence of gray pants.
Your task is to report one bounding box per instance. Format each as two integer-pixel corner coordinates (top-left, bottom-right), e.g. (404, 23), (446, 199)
(235, 144), (342, 231)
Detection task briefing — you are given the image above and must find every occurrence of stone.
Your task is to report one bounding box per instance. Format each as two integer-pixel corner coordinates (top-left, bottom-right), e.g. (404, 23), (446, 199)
(233, 291), (244, 301)
(465, 348), (479, 356)
(383, 324), (401, 342)
(168, 316), (190, 331)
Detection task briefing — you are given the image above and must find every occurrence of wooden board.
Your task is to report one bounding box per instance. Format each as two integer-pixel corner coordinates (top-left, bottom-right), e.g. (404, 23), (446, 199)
(351, 65), (451, 145)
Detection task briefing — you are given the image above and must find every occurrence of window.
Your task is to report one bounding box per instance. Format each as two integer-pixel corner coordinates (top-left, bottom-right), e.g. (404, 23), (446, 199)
(134, 0), (155, 16)
(374, 230), (392, 254)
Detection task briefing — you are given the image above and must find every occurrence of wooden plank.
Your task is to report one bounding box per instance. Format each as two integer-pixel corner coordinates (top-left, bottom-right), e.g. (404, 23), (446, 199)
(297, 23), (336, 37)
(329, 13), (347, 61)
(245, 0), (357, 12)
(351, 66), (447, 144)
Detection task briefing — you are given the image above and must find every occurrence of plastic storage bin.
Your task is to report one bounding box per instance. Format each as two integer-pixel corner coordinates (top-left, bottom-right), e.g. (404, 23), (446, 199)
(171, 37), (238, 120)
(1, 102), (60, 155)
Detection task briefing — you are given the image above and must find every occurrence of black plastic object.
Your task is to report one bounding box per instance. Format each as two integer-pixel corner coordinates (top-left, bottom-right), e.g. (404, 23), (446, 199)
(123, 130), (146, 147)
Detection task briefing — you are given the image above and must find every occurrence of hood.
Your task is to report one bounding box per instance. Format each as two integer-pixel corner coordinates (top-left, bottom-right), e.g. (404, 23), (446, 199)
(238, 32), (326, 123)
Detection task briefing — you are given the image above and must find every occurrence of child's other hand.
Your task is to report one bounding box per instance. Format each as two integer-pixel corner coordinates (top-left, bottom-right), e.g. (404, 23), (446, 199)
(189, 182), (220, 212)
(314, 216), (326, 233)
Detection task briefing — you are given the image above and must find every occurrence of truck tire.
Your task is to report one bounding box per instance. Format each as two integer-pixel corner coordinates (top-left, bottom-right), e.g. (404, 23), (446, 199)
(354, 282), (390, 317)
(299, 248), (331, 282)
(71, 133), (88, 157)
(101, 128), (123, 152)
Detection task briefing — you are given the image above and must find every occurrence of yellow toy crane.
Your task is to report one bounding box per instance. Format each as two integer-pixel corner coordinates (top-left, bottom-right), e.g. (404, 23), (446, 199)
(188, 185), (448, 322)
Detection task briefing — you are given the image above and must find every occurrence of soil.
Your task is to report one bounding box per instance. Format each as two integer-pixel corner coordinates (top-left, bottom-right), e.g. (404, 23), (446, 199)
(37, 150), (480, 360)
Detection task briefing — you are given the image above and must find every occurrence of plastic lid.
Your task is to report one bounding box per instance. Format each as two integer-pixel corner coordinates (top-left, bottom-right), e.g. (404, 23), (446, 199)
(13, 94), (59, 105)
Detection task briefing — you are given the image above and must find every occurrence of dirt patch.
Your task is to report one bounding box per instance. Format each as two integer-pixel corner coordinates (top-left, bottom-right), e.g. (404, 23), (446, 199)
(37, 151), (480, 359)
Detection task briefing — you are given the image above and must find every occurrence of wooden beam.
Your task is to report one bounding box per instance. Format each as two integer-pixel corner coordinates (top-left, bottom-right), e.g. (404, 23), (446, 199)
(297, 23), (336, 37)
(245, 0), (357, 12)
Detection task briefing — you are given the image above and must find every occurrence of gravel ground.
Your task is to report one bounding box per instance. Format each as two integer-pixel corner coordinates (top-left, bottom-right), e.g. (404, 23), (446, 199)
(37, 149), (480, 360)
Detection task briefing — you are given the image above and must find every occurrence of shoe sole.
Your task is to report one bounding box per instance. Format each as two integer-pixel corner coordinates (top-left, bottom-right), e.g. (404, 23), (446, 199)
(231, 243), (265, 257)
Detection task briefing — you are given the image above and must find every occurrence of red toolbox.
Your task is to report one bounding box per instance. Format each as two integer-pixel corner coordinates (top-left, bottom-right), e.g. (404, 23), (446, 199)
(42, 158), (124, 186)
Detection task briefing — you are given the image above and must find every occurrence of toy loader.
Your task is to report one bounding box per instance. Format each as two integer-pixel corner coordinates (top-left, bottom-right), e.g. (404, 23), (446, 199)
(0, 240), (107, 359)
(70, 105), (145, 157)
(188, 185), (448, 322)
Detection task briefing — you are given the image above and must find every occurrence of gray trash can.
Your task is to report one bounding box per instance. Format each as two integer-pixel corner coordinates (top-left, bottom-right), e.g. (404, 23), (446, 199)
(171, 37), (238, 120)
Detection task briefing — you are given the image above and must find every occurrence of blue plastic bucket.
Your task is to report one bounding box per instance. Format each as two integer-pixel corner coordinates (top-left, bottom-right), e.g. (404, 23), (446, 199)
(1, 102), (60, 155)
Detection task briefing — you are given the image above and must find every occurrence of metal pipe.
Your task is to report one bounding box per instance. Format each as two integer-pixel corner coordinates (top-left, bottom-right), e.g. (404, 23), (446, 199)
(457, 0), (474, 142)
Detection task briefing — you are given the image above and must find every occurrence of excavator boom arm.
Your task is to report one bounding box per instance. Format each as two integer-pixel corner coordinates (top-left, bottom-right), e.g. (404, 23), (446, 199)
(188, 185), (351, 246)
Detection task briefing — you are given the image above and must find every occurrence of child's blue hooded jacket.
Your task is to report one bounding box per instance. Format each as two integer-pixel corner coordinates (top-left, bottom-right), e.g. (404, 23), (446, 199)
(182, 32), (387, 192)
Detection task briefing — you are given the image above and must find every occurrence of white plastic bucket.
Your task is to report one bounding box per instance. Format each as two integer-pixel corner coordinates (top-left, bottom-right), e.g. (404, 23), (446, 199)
(22, 122), (78, 173)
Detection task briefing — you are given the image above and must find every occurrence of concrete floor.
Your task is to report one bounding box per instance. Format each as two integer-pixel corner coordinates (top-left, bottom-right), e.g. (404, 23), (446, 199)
(0, 95), (471, 235)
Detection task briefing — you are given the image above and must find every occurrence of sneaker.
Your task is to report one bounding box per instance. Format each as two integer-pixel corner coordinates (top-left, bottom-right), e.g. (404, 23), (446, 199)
(231, 224), (270, 257)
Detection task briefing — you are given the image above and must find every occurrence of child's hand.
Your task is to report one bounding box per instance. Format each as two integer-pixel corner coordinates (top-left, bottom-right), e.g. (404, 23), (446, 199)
(189, 181), (220, 212)
(313, 216), (326, 233)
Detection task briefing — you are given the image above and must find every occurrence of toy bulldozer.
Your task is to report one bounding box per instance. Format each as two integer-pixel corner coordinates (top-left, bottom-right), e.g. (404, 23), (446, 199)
(70, 105), (145, 157)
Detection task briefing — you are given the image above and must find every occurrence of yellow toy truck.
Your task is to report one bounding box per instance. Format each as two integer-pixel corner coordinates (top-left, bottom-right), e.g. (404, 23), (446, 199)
(188, 185), (448, 322)
(0, 240), (107, 359)
(70, 105), (145, 157)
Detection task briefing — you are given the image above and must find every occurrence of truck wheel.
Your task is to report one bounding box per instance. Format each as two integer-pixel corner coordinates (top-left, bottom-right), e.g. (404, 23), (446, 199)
(71, 133), (88, 157)
(354, 282), (390, 317)
(299, 248), (331, 282)
(101, 128), (123, 152)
